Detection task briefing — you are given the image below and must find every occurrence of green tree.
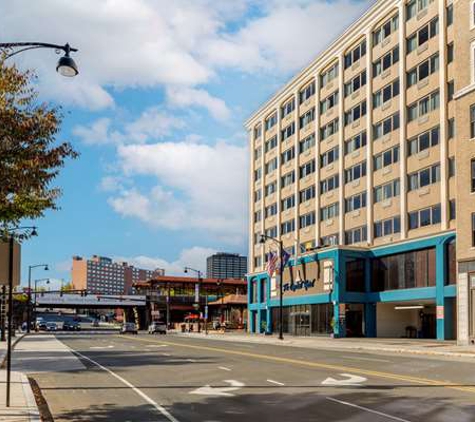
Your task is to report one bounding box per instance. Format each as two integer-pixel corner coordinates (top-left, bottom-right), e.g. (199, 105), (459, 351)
(0, 58), (78, 238)
(61, 281), (74, 291)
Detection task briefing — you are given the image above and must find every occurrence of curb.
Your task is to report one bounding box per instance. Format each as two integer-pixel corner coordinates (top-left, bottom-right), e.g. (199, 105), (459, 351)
(21, 373), (41, 422)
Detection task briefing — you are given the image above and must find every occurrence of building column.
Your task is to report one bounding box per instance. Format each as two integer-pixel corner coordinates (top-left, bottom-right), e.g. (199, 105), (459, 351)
(331, 250), (345, 337)
(364, 257), (376, 337)
(266, 306), (272, 334)
(256, 278), (263, 333)
(436, 242), (447, 340)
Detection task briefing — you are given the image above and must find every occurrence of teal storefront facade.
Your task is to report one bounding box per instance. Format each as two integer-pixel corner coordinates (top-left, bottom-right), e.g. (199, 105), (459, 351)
(248, 232), (457, 341)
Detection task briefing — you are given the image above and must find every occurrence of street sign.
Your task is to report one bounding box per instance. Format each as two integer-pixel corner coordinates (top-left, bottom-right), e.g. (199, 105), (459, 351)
(194, 283), (199, 303)
(204, 305), (208, 319)
(0, 241), (21, 287)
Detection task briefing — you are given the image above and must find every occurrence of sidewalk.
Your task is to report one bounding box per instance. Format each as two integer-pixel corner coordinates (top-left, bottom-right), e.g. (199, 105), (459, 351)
(172, 331), (475, 359)
(0, 333), (40, 421)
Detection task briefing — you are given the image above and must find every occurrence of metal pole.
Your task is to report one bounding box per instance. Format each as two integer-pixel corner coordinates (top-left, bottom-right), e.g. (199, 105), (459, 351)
(279, 240), (284, 341)
(6, 235), (14, 407)
(205, 292), (208, 335)
(166, 284), (170, 329)
(27, 266), (31, 333)
(0, 286), (5, 342)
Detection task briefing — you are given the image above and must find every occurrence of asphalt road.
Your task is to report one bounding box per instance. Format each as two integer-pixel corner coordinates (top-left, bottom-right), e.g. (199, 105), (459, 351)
(14, 332), (475, 422)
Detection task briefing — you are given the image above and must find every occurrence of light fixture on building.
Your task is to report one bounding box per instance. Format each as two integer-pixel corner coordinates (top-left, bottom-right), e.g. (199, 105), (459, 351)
(394, 305), (424, 310)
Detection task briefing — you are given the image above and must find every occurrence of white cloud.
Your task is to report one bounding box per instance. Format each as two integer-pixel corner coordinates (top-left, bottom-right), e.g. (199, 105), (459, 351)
(166, 87), (231, 121)
(115, 246), (216, 276)
(109, 140), (248, 244)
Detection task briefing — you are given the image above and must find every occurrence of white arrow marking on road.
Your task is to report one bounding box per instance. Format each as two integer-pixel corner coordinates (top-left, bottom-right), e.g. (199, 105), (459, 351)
(321, 373), (367, 386)
(146, 344), (168, 348)
(190, 380), (245, 397)
(89, 345), (114, 349)
(218, 366), (232, 371)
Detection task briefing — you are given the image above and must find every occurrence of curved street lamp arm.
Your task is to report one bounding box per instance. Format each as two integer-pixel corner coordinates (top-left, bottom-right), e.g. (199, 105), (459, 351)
(0, 42), (78, 60)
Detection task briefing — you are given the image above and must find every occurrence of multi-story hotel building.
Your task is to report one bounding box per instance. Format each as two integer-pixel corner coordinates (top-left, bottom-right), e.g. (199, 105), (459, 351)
(206, 252), (248, 279)
(72, 255), (165, 295)
(246, 0), (475, 344)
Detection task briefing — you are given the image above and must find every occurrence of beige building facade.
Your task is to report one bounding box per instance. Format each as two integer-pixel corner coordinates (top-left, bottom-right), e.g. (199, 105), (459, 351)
(246, 0), (475, 344)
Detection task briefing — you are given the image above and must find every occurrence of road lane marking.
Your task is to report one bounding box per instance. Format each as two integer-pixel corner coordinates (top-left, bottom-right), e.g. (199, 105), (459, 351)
(190, 380), (244, 397)
(267, 379), (285, 386)
(89, 345), (114, 350)
(218, 366), (232, 371)
(118, 336), (475, 394)
(326, 397), (411, 422)
(342, 355), (391, 363)
(160, 353), (171, 357)
(146, 344), (169, 348)
(72, 350), (180, 422)
(322, 373), (367, 386)
(186, 359), (197, 363)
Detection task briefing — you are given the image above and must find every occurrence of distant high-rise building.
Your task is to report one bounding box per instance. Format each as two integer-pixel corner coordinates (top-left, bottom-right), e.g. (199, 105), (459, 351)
(206, 253), (247, 279)
(71, 255), (164, 295)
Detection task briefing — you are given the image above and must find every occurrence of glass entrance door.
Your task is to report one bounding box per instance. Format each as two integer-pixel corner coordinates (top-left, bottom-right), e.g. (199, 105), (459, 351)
(290, 310), (310, 336)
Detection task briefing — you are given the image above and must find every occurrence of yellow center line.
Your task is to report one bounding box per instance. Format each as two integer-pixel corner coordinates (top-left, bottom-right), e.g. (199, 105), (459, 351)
(118, 335), (475, 394)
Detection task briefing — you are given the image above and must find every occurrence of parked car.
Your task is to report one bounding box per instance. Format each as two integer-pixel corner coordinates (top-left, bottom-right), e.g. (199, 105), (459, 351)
(120, 322), (138, 335)
(92, 319), (99, 327)
(148, 322), (167, 334)
(46, 322), (57, 331)
(37, 321), (48, 331)
(62, 321), (81, 331)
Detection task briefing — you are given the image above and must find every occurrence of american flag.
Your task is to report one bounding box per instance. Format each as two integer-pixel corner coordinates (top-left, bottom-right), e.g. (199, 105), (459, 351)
(266, 251), (278, 277)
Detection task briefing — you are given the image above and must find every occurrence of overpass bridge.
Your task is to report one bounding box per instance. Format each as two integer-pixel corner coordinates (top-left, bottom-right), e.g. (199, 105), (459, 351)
(36, 293), (146, 309)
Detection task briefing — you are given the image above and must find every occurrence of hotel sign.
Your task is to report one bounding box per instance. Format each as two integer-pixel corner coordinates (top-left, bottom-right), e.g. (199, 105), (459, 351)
(281, 260), (324, 297)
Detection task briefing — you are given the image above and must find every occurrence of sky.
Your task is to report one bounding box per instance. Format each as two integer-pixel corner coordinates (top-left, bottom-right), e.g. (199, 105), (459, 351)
(1, 0), (371, 289)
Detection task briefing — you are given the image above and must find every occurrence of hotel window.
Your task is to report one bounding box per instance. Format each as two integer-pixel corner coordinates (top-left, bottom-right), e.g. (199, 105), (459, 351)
(471, 159), (475, 192)
(320, 174), (339, 193)
(281, 122), (295, 141)
(299, 211), (316, 228)
(373, 145), (399, 171)
(299, 240), (316, 252)
(373, 112), (400, 140)
(299, 185), (316, 203)
(407, 53), (439, 87)
(345, 161), (367, 183)
(281, 98), (295, 118)
(282, 195), (296, 211)
(373, 79), (400, 108)
(254, 125), (262, 139)
(299, 133), (315, 154)
(345, 226), (367, 245)
(320, 92), (338, 114)
(265, 112), (277, 131)
(372, 15), (398, 46)
(321, 234), (339, 246)
(470, 105), (475, 138)
(299, 81), (315, 104)
(265, 157), (278, 174)
(406, 18), (438, 54)
(281, 171), (295, 187)
(408, 164), (440, 191)
(374, 216), (401, 238)
(448, 157), (455, 177)
(299, 160), (316, 179)
(345, 192), (367, 213)
(448, 81), (454, 101)
(320, 118), (339, 140)
(447, 43), (454, 64)
(374, 179), (400, 203)
(281, 147), (295, 164)
(344, 101), (366, 126)
(265, 181), (277, 196)
(472, 213), (475, 247)
(254, 167), (262, 181)
(373, 47), (399, 77)
(320, 202), (339, 221)
(406, 0), (433, 21)
(320, 62), (339, 87)
(449, 200), (456, 221)
(299, 107), (315, 129)
(345, 131), (367, 155)
(344, 70), (367, 97)
(407, 90), (439, 122)
(409, 204), (441, 229)
(447, 4), (453, 26)
(320, 146), (339, 167)
(266, 226), (278, 238)
(344, 40), (366, 69)
(281, 219), (295, 234)
(264, 135), (278, 153)
(254, 147), (261, 160)
(408, 126), (439, 155)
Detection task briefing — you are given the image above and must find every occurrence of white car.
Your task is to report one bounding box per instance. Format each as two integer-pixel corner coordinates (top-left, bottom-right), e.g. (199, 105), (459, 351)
(148, 322), (167, 334)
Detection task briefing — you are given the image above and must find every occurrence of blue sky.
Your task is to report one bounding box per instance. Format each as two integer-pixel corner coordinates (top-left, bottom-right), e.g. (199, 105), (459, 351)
(1, 0), (370, 288)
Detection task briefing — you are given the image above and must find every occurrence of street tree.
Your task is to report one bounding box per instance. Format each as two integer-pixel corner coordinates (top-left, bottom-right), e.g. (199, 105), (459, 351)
(0, 58), (78, 238)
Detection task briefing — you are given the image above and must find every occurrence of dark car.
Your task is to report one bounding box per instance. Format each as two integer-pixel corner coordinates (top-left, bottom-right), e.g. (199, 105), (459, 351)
(37, 321), (48, 331)
(63, 321), (81, 331)
(120, 322), (138, 335)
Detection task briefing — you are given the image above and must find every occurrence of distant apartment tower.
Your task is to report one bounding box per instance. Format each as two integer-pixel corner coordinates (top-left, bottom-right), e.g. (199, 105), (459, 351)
(71, 255), (165, 295)
(206, 253), (247, 279)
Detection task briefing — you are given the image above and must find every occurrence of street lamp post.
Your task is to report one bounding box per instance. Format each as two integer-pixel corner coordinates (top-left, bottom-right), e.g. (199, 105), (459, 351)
(260, 234), (284, 340)
(4, 226), (37, 407)
(33, 278), (50, 314)
(184, 267), (207, 334)
(27, 264), (48, 333)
